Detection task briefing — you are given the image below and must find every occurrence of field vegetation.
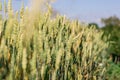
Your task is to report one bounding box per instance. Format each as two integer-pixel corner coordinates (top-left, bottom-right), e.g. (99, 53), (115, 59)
(0, 0), (111, 80)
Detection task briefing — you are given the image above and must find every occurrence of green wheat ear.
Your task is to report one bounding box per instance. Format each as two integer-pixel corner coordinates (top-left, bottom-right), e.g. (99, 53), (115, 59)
(8, 0), (13, 17)
(4, 0), (7, 14)
(0, 2), (2, 11)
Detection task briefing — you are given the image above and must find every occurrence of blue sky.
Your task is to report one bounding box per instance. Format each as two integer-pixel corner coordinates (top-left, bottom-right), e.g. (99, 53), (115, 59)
(1, 0), (120, 26)
(52, 0), (120, 26)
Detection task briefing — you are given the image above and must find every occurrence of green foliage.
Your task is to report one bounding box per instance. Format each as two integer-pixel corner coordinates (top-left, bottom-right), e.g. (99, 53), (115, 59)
(0, 0), (109, 80)
(101, 16), (120, 80)
(102, 16), (120, 27)
(88, 23), (99, 29)
(102, 16), (120, 54)
(106, 63), (120, 80)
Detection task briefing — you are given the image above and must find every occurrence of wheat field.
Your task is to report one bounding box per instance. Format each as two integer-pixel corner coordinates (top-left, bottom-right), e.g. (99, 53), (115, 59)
(0, 0), (109, 80)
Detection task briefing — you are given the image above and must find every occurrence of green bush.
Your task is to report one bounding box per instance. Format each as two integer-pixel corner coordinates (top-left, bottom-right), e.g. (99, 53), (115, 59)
(106, 63), (120, 80)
